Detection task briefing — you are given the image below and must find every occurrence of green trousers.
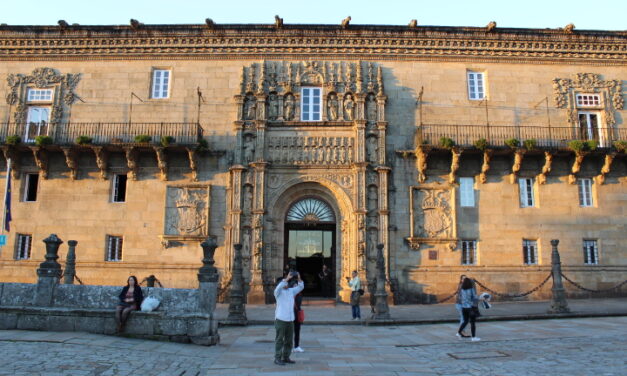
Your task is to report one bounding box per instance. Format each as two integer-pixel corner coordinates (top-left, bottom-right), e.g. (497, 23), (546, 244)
(274, 319), (294, 360)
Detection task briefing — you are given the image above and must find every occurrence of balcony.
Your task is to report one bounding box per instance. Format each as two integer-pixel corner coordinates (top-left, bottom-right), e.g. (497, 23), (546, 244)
(0, 122), (202, 146)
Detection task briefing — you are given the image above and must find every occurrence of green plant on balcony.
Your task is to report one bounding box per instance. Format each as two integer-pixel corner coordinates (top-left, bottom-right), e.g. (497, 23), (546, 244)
(134, 135), (152, 144)
(439, 137), (455, 149)
(567, 140), (585, 153)
(613, 140), (627, 153)
(504, 138), (520, 149)
(523, 139), (537, 151)
(75, 136), (93, 145)
(5, 135), (21, 146)
(35, 135), (53, 146)
(474, 138), (488, 151)
(585, 140), (598, 151)
(196, 138), (209, 152)
(160, 136), (175, 147)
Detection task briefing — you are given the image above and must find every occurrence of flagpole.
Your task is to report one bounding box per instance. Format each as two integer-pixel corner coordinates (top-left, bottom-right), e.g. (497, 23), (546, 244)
(2, 158), (11, 236)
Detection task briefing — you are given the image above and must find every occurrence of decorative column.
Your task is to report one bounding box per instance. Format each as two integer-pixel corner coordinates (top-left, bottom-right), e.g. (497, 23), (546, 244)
(248, 161), (268, 304)
(62, 240), (77, 284)
(34, 234), (63, 306)
(372, 244), (391, 320)
(226, 165), (246, 274)
(548, 239), (570, 314)
(376, 166), (391, 279)
(198, 236), (219, 313)
(226, 243), (247, 325)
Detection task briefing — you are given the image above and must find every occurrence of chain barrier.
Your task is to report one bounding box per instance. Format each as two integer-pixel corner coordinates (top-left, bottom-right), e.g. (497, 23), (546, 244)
(472, 273), (552, 299)
(74, 275), (84, 285)
(140, 276), (164, 288)
(437, 290), (459, 303)
(560, 273), (627, 293)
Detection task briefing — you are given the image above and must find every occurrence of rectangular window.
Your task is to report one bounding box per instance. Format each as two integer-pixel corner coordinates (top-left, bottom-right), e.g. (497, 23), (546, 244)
(15, 234), (32, 260)
(578, 178), (593, 207)
(24, 173), (39, 202)
(112, 174), (128, 203)
(27, 88), (53, 102)
(459, 177), (475, 207)
(106, 236), (123, 261)
(576, 94), (601, 107)
(518, 178), (535, 207)
(301, 87), (321, 121)
(467, 71), (485, 100)
(583, 240), (599, 265)
(523, 239), (538, 265)
(151, 69), (171, 99)
(461, 240), (476, 265)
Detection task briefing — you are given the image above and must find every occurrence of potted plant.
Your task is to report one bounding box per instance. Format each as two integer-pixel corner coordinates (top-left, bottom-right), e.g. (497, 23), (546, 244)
(567, 140), (585, 153)
(504, 138), (520, 149)
(134, 134), (152, 144)
(613, 140), (627, 153)
(196, 138), (209, 152)
(585, 140), (598, 151)
(523, 139), (537, 151)
(474, 138), (488, 151)
(439, 137), (455, 149)
(35, 135), (53, 146)
(75, 136), (93, 145)
(5, 135), (21, 146)
(160, 136), (175, 147)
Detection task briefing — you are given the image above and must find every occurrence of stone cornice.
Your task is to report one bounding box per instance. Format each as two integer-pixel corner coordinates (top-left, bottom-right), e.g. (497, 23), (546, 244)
(0, 24), (625, 64)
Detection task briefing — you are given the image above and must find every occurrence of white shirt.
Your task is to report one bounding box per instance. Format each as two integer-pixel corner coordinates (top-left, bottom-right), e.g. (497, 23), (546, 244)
(348, 276), (361, 291)
(274, 280), (304, 322)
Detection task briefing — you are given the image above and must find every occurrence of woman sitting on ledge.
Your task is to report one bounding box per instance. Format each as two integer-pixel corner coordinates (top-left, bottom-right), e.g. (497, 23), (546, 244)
(115, 276), (143, 333)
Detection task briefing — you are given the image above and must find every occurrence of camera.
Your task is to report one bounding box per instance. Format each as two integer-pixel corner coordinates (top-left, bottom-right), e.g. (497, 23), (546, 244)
(288, 270), (299, 287)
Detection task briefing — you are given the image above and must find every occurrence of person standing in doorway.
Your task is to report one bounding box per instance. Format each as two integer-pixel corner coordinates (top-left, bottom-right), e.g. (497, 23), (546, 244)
(346, 270), (361, 320)
(274, 272), (304, 365)
(318, 264), (332, 297)
(457, 277), (481, 341)
(293, 290), (304, 353)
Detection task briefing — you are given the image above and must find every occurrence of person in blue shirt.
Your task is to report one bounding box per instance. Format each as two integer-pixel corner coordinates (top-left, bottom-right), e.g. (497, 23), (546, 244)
(457, 277), (481, 341)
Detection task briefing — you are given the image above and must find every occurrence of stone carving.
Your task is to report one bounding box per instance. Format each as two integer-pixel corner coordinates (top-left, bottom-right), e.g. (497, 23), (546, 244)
(367, 185), (378, 215)
(243, 135), (255, 164)
(242, 185), (253, 222)
(154, 146), (168, 181)
(367, 135), (378, 163)
(61, 147), (78, 180)
(91, 146), (108, 180)
(164, 185), (210, 236)
(327, 93), (339, 121)
(408, 19), (418, 28)
(186, 148), (199, 182)
(267, 93), (279, 121)
(274, 15), (283, 29)
(595, 153), (615, 185)
(341, 16), (351, 29)
(283, 94), (295, 121)
(267, 136), (354, 165)
(553, 73), (623, 126)
(124, 147), (139, 181)
(343, 94), (355, 120)
(563, 23), (575, 34)
(568, 152), (587, 185)
(2, 146), (21, 179)
(414, 146), (428, 183)
(486, 21), (497, 33)
(406, 186), (457, 251)
(366, 93), (377, 122)
(509, 149), (525, 184)
(537, 151), (553, 185)
(31, 147), (49, 179)
(244, 94), (256, 120)
(448, 148), (461, 184)
(478, 150), (492, 184)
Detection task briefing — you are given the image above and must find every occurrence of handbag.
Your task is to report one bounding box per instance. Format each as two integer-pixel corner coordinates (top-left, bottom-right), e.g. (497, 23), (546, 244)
(470, 306), (481, 318)
(297, 309), (305, 323)
(358, 288), (365, 296)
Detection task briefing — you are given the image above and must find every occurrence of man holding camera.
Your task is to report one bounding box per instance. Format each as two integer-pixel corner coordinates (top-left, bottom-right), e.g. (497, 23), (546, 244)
(274, 271), (304, 366)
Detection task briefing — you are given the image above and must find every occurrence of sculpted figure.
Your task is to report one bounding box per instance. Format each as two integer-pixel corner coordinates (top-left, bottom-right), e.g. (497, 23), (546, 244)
(268, 93), (279, 120)
(244, 95), (256, 120)
(343, 94), (355, 121)
(367, 136), (378, 163)
(243, 137), (255, 163)
(327, 94), (339, 120)
(366, 94), (377, 121)
(284, 94), (295, 120)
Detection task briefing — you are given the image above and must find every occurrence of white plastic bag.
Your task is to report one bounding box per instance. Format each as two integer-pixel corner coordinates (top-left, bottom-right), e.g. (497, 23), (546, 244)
(140, 296), (160, 312)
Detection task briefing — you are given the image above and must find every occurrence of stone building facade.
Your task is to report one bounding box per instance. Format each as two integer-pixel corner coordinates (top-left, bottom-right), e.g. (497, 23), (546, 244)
(0, 22), (625, 304)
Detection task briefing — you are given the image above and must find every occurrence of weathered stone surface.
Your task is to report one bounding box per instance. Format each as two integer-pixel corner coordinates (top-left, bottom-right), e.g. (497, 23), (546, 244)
(0, 283), (36, 306)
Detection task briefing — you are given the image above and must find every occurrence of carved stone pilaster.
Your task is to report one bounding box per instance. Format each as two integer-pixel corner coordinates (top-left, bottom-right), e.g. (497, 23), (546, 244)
(61, 147), (79, 180)
(186, 147), (198, 182)
(375, 166), (391, 279)
(124, 147), (139, 181)
(153, 146), (168, 181)
(30, 147), (49, 179)
(595, 153), (615, 185)
(448, 148), (461, 184)
(478, 149), (493, 184)
(414, 146), (428, 183)
(537, 151), (553, 185)
(568, 152), (587, 185)
(91, 146), (108, 180)
(509, 149), (525, 184)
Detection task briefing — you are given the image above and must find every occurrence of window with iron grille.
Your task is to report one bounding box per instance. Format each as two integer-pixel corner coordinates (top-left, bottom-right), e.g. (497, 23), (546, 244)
(467, 71), (485, 100)
(523, 239), (538, 265)
(106, 235), (123, 262)
(578, 178), (593, 207)
(151, 69), (171, 99)
(576, 94), (601, 107)
(518, 178), (535, 207)
(15, 234), (32, 260)
(459, 177), (475, 207)
(583, 240), (599, 265)
(300, 87), (321, 121)
(112, 174), (127, 203)
(461, 240), (477, 265)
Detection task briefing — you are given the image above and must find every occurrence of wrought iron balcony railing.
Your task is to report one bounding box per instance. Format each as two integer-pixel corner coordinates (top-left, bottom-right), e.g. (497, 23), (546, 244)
(0, 122), (202, 146)
(417, 124), (627, 149)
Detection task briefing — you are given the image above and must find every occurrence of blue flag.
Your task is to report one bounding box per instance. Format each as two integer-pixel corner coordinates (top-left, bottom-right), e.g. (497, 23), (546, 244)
(4, 166), (11, 232)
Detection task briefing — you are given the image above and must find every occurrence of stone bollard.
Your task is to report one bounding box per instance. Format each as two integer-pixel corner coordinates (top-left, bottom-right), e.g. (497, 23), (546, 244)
(226, 243), (247, 325)
(198, 236), (219, 313)
(63, 240), (78, 285)
(372, 243), (391, 320)
(548, 239), (570, 314)
(33, 234), (63, 306)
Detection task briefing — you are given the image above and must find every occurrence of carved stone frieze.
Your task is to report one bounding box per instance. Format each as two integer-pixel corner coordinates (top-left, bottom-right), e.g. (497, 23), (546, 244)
(164, 185), (210, 237)
(406, 185), (457, 251)
(266, 136), (354, 165)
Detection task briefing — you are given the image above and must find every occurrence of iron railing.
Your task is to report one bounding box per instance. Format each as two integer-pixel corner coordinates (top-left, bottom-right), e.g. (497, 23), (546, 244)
(0, 122), (202, 146)
(417, 124), (627, 149)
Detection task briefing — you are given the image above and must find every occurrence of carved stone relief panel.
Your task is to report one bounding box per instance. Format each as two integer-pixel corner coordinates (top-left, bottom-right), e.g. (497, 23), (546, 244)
(164, 185), (210, 237)
(266, 136), (354, 165)
(406, 185), (457, 251)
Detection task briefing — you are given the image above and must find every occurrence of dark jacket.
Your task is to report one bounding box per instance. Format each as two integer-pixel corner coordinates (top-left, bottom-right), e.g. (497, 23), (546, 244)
(118, 285), (144, 308)
(293, 292), (303, 316)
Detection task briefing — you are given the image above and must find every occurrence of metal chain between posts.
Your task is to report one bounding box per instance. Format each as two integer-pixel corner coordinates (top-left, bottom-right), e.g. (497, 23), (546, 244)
(560, 273), (627, 293)
(473, 273), (552, 299)
(74, 275), (84, 285)
(437, 290), (459, 303)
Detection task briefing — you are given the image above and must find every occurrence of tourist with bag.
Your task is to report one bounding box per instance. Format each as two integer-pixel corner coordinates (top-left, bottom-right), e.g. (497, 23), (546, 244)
(115, 276), (143, 333)
(293, 290), (304, 352)
(456, 277), (480, 342)
(346, 270), (361, 320)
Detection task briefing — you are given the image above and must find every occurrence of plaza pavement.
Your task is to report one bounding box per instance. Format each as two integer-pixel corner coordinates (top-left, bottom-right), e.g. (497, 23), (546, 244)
(0, 298), (626, 375)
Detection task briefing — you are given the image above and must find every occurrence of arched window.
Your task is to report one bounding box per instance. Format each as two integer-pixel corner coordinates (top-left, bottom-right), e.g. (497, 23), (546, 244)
(286, 198), (335, 223)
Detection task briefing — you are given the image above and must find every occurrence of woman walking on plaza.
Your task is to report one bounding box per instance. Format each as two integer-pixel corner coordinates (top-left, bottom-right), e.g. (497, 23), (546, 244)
(457, 277), (480, 341)
(346, 270), (361, 320)
(115, 276), (143, 333)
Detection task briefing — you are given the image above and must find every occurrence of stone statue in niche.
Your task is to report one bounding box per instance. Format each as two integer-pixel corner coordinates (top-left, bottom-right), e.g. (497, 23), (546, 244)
(284, 94), (295, 121)
(243, 136), (255, 163)
(366, 94), (377, 121)
(343, 94), (355, 121)
(267, 93), (279, 121)
(367, 185), (378, 215)
(244, 95), (256, 120)
(242, 185), (253, 219)
(367, 136), (378, 163)
(327, 93), (339, 121)
(367, 230), (378, 258)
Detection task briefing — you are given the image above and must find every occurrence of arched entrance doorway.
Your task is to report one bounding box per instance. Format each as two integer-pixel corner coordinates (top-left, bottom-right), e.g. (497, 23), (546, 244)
(284, 197), (336, 297)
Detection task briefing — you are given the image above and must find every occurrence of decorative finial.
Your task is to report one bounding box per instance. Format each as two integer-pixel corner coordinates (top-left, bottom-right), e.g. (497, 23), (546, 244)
(205, 18), (215, 29)
(563, 23), (575, 34)
(129, 19), (143, 31)
(341, 16), (351, 29)
(274, 15), (283, 29)
(486, 21), (497, 33)
(57, 20), (69, 30)
(408, 19), (417, 28)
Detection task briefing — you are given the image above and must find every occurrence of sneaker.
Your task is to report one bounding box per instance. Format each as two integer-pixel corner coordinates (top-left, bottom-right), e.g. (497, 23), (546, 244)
(282, 358), (296, 364)
(274, 359), (285, 366)
(456, 332), (469, 339)
(471, 337), (481, 342)
(293, 346), (304, 352)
